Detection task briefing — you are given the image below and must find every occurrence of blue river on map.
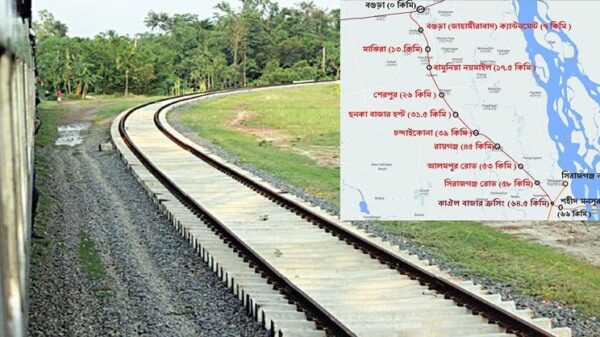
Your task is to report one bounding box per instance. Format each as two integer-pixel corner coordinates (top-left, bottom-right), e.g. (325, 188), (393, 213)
(515, 0), (600, 219)
(359, 200), (370, 215)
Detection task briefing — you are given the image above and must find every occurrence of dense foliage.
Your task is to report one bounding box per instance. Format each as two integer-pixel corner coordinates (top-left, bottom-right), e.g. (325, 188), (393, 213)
(34, 0), (340, 98)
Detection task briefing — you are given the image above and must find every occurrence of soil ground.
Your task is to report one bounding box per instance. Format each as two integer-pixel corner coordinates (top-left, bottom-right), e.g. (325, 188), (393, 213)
(58, 101), (111, 124)
(229, 109), (339, 167)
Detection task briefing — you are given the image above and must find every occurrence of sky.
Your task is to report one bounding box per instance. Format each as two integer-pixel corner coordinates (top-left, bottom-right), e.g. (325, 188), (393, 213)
(32, 0), (340, 38)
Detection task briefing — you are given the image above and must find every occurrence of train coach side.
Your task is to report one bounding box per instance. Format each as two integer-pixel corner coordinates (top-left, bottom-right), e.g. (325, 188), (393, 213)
(0, 1), (37, 337)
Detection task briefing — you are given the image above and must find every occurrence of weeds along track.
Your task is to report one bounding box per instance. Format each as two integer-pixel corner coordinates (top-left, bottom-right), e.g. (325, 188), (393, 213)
(111, 83), (571, 337)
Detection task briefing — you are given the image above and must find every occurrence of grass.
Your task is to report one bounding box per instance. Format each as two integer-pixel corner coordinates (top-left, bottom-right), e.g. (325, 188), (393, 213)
(91, 95), (166, 124)
(30, 153), (53, 261)
(236, 85), (340, 147)
(36, 101), (69, 147)
(177, 84), (340, 202)
(36, 95), (165, 147)
(381, 221), (600, 316)
(78, 234), (106, 280)
(30, 101), (66, 259)
(176, 83), (600, 319)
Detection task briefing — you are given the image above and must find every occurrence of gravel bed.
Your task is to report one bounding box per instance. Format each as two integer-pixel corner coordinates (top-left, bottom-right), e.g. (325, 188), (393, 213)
(169, 111), (600, 337)
(28, 121), (269, 337)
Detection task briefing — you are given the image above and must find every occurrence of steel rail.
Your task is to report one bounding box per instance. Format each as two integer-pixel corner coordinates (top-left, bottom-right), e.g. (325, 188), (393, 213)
(121, 84), (557, 337)
(119, 89), (356, 337)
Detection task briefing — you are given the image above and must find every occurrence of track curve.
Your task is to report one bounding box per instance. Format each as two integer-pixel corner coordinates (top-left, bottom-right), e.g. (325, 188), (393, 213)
(111, 83), (571, 337)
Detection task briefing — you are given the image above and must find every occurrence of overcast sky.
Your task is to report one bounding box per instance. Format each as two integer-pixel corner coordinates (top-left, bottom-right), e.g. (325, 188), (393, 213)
(33, 0), (340, 38)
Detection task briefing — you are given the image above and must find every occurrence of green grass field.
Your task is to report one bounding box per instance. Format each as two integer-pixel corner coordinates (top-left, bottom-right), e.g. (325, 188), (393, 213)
(177, 84), (340, 202)
(176, 84), (600, 318)
(36, 96), (165, 147)
(89, 95), (166, 124)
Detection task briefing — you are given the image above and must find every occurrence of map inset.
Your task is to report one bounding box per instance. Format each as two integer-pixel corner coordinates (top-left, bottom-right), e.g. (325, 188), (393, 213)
(341, 0), (600, 220)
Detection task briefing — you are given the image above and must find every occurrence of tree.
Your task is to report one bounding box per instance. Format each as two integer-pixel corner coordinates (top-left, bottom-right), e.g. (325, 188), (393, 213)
(144, 11), (172, 33)
(116, 39), (139, 96)
(278, 37), (307, 67)
(72, 55), (99, 98)
(135, 64), (157, 94)
(36, 36), (67, 95)
(33, 10), (68, 39)
(34, 3), (340, 96)
(62, 47), (74, 95)
(215, 2), (248, 86)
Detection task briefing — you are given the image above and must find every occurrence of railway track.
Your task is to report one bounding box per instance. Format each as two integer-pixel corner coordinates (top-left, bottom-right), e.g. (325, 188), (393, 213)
(111, 83), (572, 337)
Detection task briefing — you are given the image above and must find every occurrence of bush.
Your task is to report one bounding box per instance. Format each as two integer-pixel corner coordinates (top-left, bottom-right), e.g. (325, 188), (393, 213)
(259, 60), (320, 85)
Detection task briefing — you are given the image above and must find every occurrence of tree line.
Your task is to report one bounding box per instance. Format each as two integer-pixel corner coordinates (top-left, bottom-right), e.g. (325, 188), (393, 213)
(34, 0), (340, 98)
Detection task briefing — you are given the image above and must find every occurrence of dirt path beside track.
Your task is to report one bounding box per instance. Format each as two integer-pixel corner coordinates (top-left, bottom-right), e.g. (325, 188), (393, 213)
(28, 104), (268, 337)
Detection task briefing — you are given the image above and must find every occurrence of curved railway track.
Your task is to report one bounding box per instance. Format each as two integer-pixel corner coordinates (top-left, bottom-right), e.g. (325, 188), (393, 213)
(111, 83), (571, 337)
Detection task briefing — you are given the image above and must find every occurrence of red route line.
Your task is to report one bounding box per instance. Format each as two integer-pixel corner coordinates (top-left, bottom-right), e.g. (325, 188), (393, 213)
(341, 0), (568, 213)
(341, 0), (446, 22)
(406, 12), (557, 201)
(546, 183), (569, 220)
